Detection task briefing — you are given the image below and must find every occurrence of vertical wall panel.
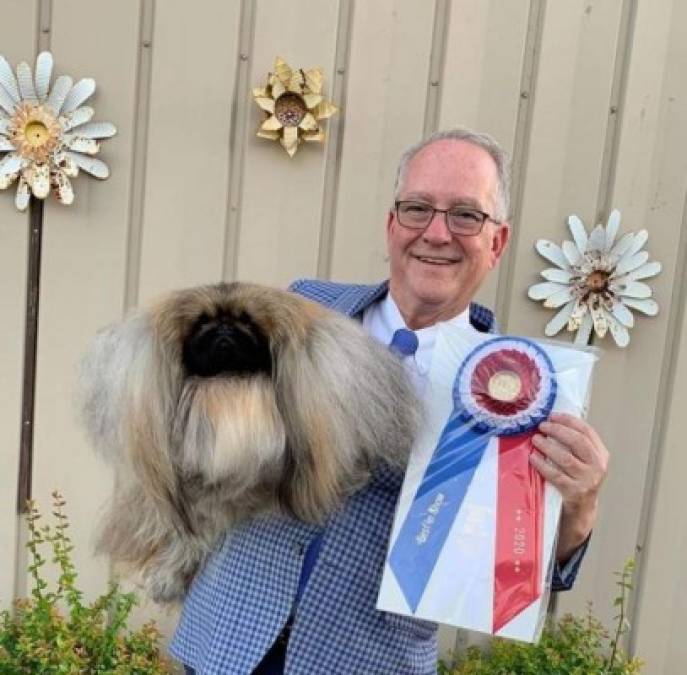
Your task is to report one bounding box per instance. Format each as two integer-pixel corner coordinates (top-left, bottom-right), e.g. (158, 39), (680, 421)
(438, 0), (531, 310)
(137, 1), (242, 304)
(236, 0), (339, 288)
(330, 0), (435, 283)
(0, 0), (39, 610)
(506, 0), (624, 323)
(552, 0), (687, 647)
(504, 0), (635, 633)
(633, 257), (687, 671)
(508, 0), (624, 330)
(439, 1), (529, 145)
(30, 0), (141, 601)
(504, 0), (627, 630)
(591, 1), (687, 664)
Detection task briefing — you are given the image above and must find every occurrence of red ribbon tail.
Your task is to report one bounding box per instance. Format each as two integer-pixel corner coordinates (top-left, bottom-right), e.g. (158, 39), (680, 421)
(492, 433), (544, 634)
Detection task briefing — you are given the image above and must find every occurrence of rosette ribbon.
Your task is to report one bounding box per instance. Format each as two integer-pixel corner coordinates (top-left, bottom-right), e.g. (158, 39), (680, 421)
(389, 337), (556, 632)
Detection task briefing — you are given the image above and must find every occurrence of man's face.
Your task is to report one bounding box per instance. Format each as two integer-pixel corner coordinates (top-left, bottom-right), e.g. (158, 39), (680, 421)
(387, 139), (510, 328)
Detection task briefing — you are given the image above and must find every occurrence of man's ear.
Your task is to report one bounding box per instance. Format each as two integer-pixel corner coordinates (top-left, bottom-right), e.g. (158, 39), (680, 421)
(490, 222), (511, 267)
(385, 209), (395, 250)
(386, 209), (394, 233)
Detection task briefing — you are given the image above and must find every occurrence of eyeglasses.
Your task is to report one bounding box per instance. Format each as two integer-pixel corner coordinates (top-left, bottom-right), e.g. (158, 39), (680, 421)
(394, 200), (501, 236)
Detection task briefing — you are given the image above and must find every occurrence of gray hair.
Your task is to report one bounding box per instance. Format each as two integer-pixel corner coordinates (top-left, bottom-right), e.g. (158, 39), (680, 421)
(393, 128), (511, 221)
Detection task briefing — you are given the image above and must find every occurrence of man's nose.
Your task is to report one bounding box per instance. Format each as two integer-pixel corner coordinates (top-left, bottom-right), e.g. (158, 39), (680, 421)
(422, 211), (453, 243)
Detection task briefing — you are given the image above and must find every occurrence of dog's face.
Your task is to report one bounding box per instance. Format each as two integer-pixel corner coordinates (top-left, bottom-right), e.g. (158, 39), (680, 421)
(182, 310), (272, 378)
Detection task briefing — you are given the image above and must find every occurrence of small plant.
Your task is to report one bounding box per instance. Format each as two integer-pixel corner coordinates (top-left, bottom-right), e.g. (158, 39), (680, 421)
(0, 491), (173, 674)
(439, 558), (643, 675)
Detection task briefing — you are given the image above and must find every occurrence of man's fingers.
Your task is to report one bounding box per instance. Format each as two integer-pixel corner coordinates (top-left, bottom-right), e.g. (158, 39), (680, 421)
(532, 434), (584, 479)
(529, 452), (574, 492)
(548, 412), (605, 450)
(537, 420), (596, 464)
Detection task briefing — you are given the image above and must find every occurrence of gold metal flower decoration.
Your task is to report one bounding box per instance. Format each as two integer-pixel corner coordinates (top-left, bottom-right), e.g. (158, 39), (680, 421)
(0, 51), (116, 210)
(253, 57), (337, 157)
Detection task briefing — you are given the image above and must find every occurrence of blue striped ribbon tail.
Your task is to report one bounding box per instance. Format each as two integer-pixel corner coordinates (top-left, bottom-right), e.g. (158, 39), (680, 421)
(389, 408), (490, 612)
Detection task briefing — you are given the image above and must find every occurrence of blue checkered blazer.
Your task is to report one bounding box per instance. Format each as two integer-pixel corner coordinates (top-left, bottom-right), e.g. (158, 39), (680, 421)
(170, 280), (584, 675)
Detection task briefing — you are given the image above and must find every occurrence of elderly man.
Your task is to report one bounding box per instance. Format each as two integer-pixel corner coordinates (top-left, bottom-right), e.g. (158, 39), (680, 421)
(171, 128), (608, 674)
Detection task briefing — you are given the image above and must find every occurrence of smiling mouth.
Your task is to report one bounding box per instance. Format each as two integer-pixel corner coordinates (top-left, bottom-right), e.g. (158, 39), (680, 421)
(412, 254), (460, 265)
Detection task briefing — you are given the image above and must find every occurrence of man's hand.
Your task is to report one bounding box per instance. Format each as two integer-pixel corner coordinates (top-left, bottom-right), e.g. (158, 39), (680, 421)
(530, 412), (609, 564)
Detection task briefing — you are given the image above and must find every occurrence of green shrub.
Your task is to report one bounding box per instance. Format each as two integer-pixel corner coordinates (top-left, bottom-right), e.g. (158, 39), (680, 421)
(0, 492), (173, 674)
(439, 559), (643, 675)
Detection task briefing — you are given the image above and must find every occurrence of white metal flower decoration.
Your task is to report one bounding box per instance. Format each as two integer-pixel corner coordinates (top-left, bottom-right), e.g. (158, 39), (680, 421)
(0, 51), (116, 210)
(528, 210), (661, 348)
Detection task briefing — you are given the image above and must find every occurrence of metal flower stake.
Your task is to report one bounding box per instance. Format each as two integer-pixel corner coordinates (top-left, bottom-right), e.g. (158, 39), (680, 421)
(528, 210), (661, 348)
(0, 51), (116, 511)
(252, 57), (337, 157)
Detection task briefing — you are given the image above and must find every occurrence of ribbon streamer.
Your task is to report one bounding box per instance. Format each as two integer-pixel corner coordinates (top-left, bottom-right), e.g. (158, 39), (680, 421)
(493, 433), (545, 632)
(389, 411), (490, 612)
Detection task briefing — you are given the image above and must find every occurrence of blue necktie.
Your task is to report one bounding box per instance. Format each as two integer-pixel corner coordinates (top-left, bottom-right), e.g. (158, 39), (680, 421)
(389, 328), (418, 356)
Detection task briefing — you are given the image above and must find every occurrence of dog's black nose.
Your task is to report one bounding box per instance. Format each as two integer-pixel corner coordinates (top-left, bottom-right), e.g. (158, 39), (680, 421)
(182, 314), (272, 378)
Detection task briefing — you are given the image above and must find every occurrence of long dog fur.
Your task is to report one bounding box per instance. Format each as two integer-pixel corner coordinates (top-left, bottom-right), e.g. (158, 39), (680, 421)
(78, 282), (420, 602)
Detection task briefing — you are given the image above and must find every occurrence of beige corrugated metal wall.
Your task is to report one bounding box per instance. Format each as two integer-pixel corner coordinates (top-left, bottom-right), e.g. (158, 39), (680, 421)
(1, 0), (686, 671)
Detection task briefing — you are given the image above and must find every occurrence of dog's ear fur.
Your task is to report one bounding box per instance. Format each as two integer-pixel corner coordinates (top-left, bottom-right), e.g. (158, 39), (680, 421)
(274, 308), (421, 522)
(77, 312), (183, 512)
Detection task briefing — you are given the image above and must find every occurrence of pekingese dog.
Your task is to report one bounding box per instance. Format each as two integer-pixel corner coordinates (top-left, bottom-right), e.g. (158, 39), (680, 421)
(78, 282), (419, 602)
